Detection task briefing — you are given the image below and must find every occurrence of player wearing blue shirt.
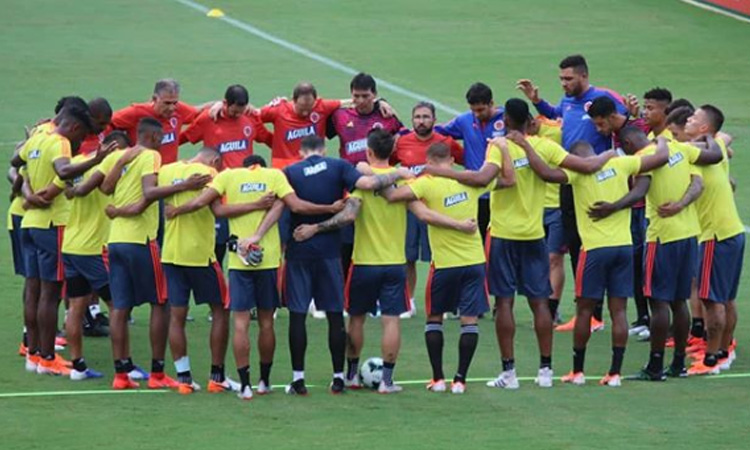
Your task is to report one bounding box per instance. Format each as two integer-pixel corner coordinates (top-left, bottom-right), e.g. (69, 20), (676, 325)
(436, 82), (505, 239)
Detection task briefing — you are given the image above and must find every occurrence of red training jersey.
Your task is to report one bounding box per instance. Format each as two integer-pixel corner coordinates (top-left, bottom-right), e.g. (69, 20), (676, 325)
(391, 130), (464, 175)
(327, 108), (403, 164)
(111, 101), (199, 164)
(181, 110), (273, 169)
(259, 98), (341, 169)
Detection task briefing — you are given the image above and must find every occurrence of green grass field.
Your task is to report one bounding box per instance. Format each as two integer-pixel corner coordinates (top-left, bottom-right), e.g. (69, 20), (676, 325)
(2, 0), (750, 448)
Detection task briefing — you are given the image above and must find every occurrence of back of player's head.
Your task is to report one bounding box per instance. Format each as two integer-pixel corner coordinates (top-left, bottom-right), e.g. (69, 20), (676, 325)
(54, 96), (87, 115)
(293, 82), (318, 101)
(196, 146), (222, 168)
(367, 129), (395, 160)
(504, 98), (531, 128)
(666, 106), (693, 127)
(465, 82), (493, 105)
(350, 73), (377, 94)
(88, 97), (112, 118)
(225, 84), (249, 107)
(412, 101), (436, 117)
(426, 142), (451, 162)
(559, 54), (588, 75)
(59, 103), (95, 133)
(698, 104), (724, 132)
(154, 78), (180, 96)
(570, 140), (594, 157)
(103, 130), (131, 149)
(300, 135), (325, 153)
(137, 116), (163, 137)
(243, 154), (267, 168)
(665, 98), (694, 116)
(644, 87), (672, 104)
(587, 96), (617, 119)
(619, 125), (648, 146)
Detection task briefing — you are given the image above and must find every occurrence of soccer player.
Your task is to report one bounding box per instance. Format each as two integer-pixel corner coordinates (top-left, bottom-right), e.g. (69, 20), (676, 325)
(589, 126), (723, 380)
(79, 98), (114, 155)
(392, 101), (464, 317)
(435, 82), (505, 239)
(643, 88), (674, 140)
(380, 141), (508, 394)
(681, 106), (744, 375)
(521, 136), (669, 386)
(426, 99), (615, 389)
(181, 84), (274, 266)
(99, 117), (211, 390)
(277, 135), (412, 395)
(291, 130), (473, 393)
(11, 104), (110, 376)
(167, 152), (345, 399)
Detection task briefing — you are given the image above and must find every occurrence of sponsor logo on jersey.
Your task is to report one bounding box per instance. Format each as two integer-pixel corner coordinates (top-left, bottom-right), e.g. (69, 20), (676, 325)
(596, 168), (617, 182)
(409, 164), (426, 175)
(444, 192), (469, 207)
(243, 125), (253, 137)
(303, 161), (328, 176)
(345, 139), (368, 155)
(218, 139), (248, 153)
(240, 182), (267, 193)
(668, 152), (684, 167)
(28, 149), (41, 159)
(285, 125), (316, 141)
(513, 157), (530, 169)
(162, 132), (176, 144)
(171, 178), (185, 186)
(310, 112), (320, 123)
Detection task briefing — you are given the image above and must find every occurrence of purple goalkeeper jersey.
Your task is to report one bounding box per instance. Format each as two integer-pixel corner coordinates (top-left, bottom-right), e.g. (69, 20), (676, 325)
(327, 107), (403, 164)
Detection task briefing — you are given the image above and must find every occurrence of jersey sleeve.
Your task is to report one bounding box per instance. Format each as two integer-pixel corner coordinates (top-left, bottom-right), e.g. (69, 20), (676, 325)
(407, 176), (428, 200)
(534, 100), (563, 119)
(620, 155), (642, 176)
(340, 160), (363, 192)
(251, 115), (274, 147)
(320, 99), (342, 115)
(209, 170), (229, 196)
(157, 164), (171, 186)
(180, 111), (207, 144)
(435, 117), (464, 140)
(49, 138), (72, 162)
(562, 168), (577, 185)
(682, 142), (702, 164)
(259, 104), (278, 123)
(537, 139), (568, 166)
(272, 169), (295, 198)
(447, 136), (465, 165)
(484, 144), (503, 168)
(96, 151), (120, 176)
(111, 105), (140, 131)
(140, 152), (161, 177)
(177, 102), (200, 124)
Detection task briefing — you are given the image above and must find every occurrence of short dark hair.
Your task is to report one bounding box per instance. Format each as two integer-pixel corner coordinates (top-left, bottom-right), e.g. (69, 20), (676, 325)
(665, 98), (694, 116)
(243, 154), (267, 168)
(54, 96), (87, 115)
(154, 78), (180, 96)
(103, 130), (131, 147)
(426, 142), (451, 161)
(644, 87), (672, 104)
(292, 82), (317, 101)
(225, 84), (249, 107)
(465, 82), (493, 105)
(587, 96), (617, 118)
(137, 117), (163, 136)
(197, 146), (221, 160)
(300, 135), (325, 152)
(570, 140), (593, 155)
(619, 125), (647, 143)
(504, 98), (531, 127)
(412, 101), (436, 117)
(559, 54), (588, 75)
(699, 104), (724, 132)
(665, 106), (693, 127)
(59, 104), (94, 132)
(88, 97), (112, 118)
(367, 129), (395, 160)
(350, 73), (377, 93)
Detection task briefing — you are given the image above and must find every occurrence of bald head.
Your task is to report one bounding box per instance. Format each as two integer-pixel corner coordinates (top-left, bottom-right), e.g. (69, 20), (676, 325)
(88, 97), (112, 134)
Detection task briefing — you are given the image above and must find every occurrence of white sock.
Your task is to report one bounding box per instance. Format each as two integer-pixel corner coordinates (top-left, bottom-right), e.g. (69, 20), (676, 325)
(333, 372), (344, 380)
(174, 356), (191, 373)
(293, 370), (305, 382)
(89, 304), (101, 316)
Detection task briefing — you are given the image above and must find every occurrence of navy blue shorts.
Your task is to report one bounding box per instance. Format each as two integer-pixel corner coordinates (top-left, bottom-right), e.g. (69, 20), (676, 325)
(630, 207), (647, 254)
(698, 233), (745, 303)
(487, 237), (551, 299)
(575, 245), (633, 300)
(278, 208), (291, 245)
(406, 210), (431, 262)
(164, 262), (228, 308)
(644, 237), (698, 302)
(543, 208), (567, 255)
(108, 241), (167, 309)
(215, 217), (230, 245)
(9, 214), (25, 277)
(282, 258), (344, 313)
(22, 227), (64, 282)
(426, 263), (489, 317)
(228, 269), (279, 312)
(63, 253), (110, 296)
(345, 264), (409, 316)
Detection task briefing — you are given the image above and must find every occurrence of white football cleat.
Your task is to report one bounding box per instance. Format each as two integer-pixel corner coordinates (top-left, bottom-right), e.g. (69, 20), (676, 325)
(377, 383), (403, 394)
(535, 367), (554, 388)
(426, 379), (447, 392)
(486, 369), (519, 389)
(237, 385), (253, 400)
(256, 380), (272, 395)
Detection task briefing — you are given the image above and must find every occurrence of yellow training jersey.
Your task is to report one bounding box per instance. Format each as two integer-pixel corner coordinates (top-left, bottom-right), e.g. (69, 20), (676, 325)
(99, 149), (161, 245)
(159, 161), (218, 266)
(210, 166), (294, 271)
(694, 139), (743, 242)
(639, 142), (701, 244)
(350, 166), (407, 265)
(408, 175), (491, 269)
(647, 128), (674, 141)
(565, 156), (642, 251)
(537, 118), (563, 209)
(61, 154), (109, 255)
(486, 135), (568, 240)
(7, 167), (27, 230)
(19, 131), (71, 229)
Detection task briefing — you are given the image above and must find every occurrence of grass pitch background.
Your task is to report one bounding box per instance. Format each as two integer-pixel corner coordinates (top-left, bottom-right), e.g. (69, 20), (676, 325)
(1, 0), (749, 448)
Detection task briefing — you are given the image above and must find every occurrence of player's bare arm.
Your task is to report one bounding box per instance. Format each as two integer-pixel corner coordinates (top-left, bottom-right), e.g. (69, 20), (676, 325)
(355, 168), (413, 191)
(657, 174), (703, 218)
(239, 199), (286, 250)
(105, 198), (149, 219)
(166, 188), (220, 219)
(506, 133), (569, 184)
(588, 176), (651, 221)
(100, 146), (145, 194)
(293, 197), (362, 242)
(424, 161), (499, 187)
(407, 200), (477, 235)
(70, 171), (105, 197)
(380, 184), (418, 203)
(638, 136), (670, 173)
(54, 140), (118, 180)
(495, 138), (516, 188)
(281, 192), (346, 215)
(692, 134), (724, 165)
(210, 193), (276, 218)
(516, 79), (541, 104)
(142, 173), (211, 203)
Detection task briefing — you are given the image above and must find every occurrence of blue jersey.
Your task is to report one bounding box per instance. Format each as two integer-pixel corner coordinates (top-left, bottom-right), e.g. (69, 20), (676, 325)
(283, 155), (362, 259)
(534, 86), (626, 154)
(436, 108), (505, 171)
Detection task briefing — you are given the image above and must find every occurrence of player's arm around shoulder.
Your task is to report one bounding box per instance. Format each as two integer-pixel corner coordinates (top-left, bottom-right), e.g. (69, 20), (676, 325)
(292, 196), (362, 242)
(506, 132), (567, 184)
(407, 200), (477, 234)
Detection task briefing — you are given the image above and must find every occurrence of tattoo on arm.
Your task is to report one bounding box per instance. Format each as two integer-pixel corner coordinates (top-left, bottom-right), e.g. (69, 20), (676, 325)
(316, 198), (362, 233)
(372, 172), (399, 191)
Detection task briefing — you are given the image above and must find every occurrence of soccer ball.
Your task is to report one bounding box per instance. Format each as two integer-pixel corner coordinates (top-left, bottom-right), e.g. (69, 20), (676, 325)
(359, 357), (384, 389)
